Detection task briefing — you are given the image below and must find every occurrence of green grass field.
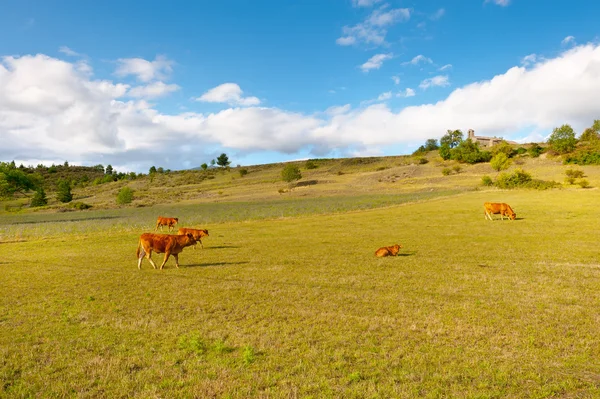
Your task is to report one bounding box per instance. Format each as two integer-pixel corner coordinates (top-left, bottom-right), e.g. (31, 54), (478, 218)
(2, 182), (600, 398)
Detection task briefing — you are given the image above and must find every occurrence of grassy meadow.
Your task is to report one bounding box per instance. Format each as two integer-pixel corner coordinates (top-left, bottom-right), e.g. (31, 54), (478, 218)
(2, 156), (600, 398)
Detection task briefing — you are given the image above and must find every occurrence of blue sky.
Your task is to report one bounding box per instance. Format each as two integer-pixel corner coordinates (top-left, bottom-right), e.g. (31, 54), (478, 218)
(1, 0), (600, 172)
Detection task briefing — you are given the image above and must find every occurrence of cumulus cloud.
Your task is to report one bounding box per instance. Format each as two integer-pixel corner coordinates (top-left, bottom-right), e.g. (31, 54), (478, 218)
(115, 55), (174, 82)
(562, 36), (576, 46)
(485, 0), (510, 6)
(337, 7), (411, 46)
(419, 75), (450, 89)
(402, 55), (433, 66)
(521, 54), (537, 67)
(392, 76), (400, 85)
(127, 81), (180, 98)
(3, 44), (600, 171)
(360, 53), (393, 72)
(397, 88), (416, 97)
(377, 92), (392, 101)
(351, 0), (382, 7)
(196, 83), (260, 106)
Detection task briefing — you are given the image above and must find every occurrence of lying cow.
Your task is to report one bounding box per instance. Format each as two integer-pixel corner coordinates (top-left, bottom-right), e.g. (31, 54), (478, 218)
(155, 216), (179, 231)
(136, 232), (196, 269)
(375, 244), (402, 257)
(177, 228), (209, 249)
(484, 202), (516, 221)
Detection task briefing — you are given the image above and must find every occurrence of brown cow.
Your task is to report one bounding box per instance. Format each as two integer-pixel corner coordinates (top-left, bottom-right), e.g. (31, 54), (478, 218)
(177, 228), (209, 249)
(484, 202), (516, 221)
(136, 233), (196, 269)
(155, 216), (179, 231)
(375, 244), (402, 257)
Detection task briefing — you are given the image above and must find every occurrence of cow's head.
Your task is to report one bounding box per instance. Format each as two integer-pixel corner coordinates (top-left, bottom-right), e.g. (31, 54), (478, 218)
(508, 211), (516, 220)
(390, 244), (402, 255)
(174, 218), (179, 222)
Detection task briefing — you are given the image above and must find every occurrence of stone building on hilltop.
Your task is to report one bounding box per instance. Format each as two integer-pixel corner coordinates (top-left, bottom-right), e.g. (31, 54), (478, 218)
(467, 129), (517, 147)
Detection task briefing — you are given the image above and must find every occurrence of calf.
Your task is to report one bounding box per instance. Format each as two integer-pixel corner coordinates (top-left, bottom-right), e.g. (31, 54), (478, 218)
(484, 202), (516, 221)
(177, 228), (209, 249)
(375, 244), (402, 257)
(136, 232), (196, 269)
(155, 216), (179, 232)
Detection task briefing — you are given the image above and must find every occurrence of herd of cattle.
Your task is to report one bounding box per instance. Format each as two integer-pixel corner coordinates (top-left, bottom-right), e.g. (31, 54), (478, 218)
(136, 216), (209, 269)
(137, 202), (516, 268)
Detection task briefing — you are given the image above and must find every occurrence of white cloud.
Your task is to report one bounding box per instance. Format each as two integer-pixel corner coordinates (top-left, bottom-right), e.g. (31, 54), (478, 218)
(196, 83), (260, 106)
(392, 76), (400, 85)
(439, 64), (452, 71)
(59, 46), (80, 57)
(360, 53), (393, 72)
(4, 44), (600, 172)
(114, 55), (174, 82)
(403, 55), (433, 66)
(337, 7), (411, 47)
(485, 0), (510, 6)
(351, 0), (382, 7)
(397, 88), (416, 97)
(127, 81), (180, 99)
(431, 8), (445, 20)
(562, 36), (576, 46)
(521, 53), (537, 67)
(419, 75), (450, 89)
(377, 92), (392, 101)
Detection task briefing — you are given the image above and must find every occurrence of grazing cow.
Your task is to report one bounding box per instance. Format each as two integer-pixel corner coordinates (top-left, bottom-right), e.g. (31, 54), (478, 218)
(375, 244), (402, 257)
(155, 216), (179, 231)
(177, 228), (209, 249)
(136, 233), (196, 269)
(484, 202), (516, 221)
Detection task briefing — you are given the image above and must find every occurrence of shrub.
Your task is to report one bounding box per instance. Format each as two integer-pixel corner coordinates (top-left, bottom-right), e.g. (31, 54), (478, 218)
(452, 165), (462, 174)
(565, 169), (585, 179)
(495, 168), (532, 189)
(490, 141), (516, 158)
(281, 164), (302, 183)
(442, 168), (452, 176)
(239, 168), (248, 177)
(116, 187), (134, 205)
(515, 147), (528, 155)
(563, 142), (600, 165)
(528, 143), (544, 157)
(30, 187), (48, 207)
(450, 139), (492, 164)
(56, 179), (73, 203)
(416, 157), (429, 165)
(578, 179), (590, 188)
(305, 160), (318, 170)
(548, 124), (577, 154)
(481, 176), (493, 186)
(564, 177), (575, 185)
(490, 152), (512, 172)
(70, 201), (92, 210)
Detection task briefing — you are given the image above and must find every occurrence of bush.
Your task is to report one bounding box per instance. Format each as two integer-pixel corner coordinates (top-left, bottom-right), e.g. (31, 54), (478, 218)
(565, 169), (585, 179)
(563, 142), (600, 165)
(490, 141), (516, 158)
(564, 177), (575, 185)
(442, 168), (452, 176)
(481, 176), (493, 186)
(490, 152), (512, 172)
(116, 187), (134, 205)
(30, 187), (48, 207)
(495, 168), (560, 190)
(578, 179), (590, 188)
(450, 139), (492, 164)
(305, 160), (318, 170)
(70, 201), (92, 210)
(239, 168), (248, 177)
(416, 157), (429, 165)
(515, 147), (528, 155)
(548, 124), (577, 154)
(452, 165), (461, 174)
(56, 179), (73, 203)
(528, 143), (544, 158)
(281, 164), (302, 183)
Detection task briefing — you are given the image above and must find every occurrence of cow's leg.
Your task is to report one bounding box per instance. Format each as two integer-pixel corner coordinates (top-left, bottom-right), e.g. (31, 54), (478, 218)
(200, 240), (204, 249)
(137, 248), (146, 269)
(146, 251), (158, 269)
(173, 254), (179, 268)
(159, 252), (171, 270)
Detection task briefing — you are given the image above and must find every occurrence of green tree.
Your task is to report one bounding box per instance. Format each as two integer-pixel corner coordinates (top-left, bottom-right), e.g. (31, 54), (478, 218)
(217, 153), (231, 168)
(450, 139), (492, 164)
(281, 164), (302, 183)
(440, 130), (464, 149)
(210, 159), (216, 168)
(200, 163), (208, 171)
(0, 162), (39, 198)
(56, 179), (73, 203)
(548, 124), (577, 154)
(30, 187), (48, 207)
(580, 127), (600, 142)
(490, 152), (512, 171)
(116, 187), (134, 205)
(157, 167), (164, 173)
(490, 141), (515, 158)
(424, 138), (439, 151)
(149, 166), (157, 174)
(105, 164), (113, 175)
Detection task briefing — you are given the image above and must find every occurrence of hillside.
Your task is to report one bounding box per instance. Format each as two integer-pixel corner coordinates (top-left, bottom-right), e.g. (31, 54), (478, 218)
(2, 151), (599, 214)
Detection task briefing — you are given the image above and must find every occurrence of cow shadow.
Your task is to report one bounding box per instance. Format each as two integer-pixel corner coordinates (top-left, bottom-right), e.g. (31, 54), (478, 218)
(184, 261), (249, 268)
(396, 251), (416, 257)
(202, 245), (240, 250)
